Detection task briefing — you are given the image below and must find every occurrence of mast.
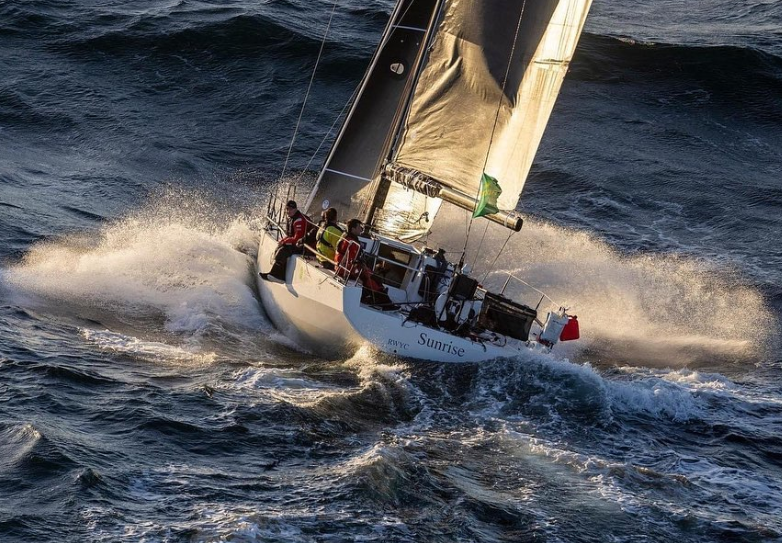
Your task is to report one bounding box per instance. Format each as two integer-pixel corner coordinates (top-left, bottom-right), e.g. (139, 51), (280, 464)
(362, 0), (446, 230)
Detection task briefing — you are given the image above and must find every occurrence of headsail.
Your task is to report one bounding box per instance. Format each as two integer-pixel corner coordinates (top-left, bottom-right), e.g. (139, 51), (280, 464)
(304, 0), (441, 223)
(392, 0), (593, 214)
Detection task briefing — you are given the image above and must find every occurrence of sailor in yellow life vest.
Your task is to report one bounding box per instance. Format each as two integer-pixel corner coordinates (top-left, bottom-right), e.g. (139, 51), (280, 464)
(315, 207), (344, 270)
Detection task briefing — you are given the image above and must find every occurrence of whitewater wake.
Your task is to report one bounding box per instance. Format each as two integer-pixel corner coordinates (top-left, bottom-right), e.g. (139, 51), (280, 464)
(430, 206), (776, 367)
(4, 186), (776, 371)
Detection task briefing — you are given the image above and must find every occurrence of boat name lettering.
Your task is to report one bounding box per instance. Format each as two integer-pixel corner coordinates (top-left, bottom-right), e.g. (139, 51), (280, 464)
(387, 339), (409, 350)
(418, 333), (465, 357)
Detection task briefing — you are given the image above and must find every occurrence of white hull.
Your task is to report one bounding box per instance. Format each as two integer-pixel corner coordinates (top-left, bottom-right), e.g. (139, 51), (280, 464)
(256, 228), (363, 356)
(256, 228), (550, 363)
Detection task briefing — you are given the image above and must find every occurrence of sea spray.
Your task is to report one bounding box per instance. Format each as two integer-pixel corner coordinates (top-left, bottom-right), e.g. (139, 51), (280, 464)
(429, 206), (776, 366)
(5, 188), (269, 340)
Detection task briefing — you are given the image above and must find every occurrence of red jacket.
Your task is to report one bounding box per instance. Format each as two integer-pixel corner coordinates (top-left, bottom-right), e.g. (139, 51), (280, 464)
(279, 211), (308, 246)
(335, 233), (360, 278)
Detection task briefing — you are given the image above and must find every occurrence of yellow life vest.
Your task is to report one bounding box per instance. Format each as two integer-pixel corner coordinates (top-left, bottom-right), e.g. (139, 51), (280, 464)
(316, 224), (343, 263)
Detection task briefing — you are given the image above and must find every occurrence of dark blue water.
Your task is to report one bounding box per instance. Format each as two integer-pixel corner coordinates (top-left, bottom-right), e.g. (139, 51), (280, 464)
(2, 1), (781, 541)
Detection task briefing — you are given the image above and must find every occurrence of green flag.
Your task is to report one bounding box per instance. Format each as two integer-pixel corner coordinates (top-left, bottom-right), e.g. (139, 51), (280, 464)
(472, 172), (502, 219)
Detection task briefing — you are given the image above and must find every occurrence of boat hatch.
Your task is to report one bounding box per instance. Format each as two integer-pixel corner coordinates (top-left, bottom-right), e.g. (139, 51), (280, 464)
(361, 242), (419, 289)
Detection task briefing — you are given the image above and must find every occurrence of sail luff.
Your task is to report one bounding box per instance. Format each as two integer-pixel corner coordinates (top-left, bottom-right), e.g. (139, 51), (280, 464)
(362, 0), (448, 227)
(303, 1), (404, 214)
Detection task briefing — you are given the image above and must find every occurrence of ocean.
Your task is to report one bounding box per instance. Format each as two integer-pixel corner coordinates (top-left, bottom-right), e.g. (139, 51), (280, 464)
(1, 0), (781, 541)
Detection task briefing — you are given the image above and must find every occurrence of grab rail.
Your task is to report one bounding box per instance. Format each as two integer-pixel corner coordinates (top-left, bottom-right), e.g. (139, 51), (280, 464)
(498, 271), (564, 312)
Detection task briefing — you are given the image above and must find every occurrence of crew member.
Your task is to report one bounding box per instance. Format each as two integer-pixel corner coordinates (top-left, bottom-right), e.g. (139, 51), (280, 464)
(315, 207), (343, 270)
(335, 218), (363, 280)
(263, 200), (308, 281)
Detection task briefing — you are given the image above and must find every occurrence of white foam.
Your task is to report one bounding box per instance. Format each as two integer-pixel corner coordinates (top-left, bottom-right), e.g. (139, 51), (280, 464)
(232, 366), (345, 405)
(469, 350), (712, 422)
(544, 355), (705, 421)
(0, 423), (43, 470)
(605, 376), (702, 421)
(81, 328), (217, 366)
(343, 344), (410, 384)
(428, 209), (777, 364)
(5, 193), (269, 341)
(230, 346), (416, 410)
(621, 366), (736, 390)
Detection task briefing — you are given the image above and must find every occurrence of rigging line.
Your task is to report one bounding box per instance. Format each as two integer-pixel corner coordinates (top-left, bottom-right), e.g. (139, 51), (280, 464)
(481, 229), (514, 284)
(480, 0), (528, 174)
(462, 0), (528, 257)
(295, 84), (360, 184)
(278, 0), (340, 184)
(470, 221), (490, 270)
(503, 272), (563, 309)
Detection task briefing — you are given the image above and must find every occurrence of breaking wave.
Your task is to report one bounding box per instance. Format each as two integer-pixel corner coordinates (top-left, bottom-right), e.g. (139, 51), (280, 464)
(4, 189), (267, 341)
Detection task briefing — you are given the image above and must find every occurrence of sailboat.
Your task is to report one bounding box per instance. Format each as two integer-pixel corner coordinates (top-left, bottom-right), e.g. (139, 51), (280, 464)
(256, 0), (592, 363)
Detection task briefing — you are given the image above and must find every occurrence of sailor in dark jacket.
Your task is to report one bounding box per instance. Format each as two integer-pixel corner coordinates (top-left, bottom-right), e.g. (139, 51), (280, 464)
(263, 200), (309, 281)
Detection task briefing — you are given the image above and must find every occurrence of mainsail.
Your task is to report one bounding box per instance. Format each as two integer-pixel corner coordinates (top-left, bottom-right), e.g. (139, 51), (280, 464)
(304, 0), (441, 222)
(306, 0), (593, 236)
(393, 0), (593, 213)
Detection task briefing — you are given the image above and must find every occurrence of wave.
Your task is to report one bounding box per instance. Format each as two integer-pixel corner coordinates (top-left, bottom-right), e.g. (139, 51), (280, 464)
(0, 87), (77, 129)
(4, 188), (268, 343)
(233, 348), (418, 433)
(0, 422), (76, 476)
(573, 34), (782, 120)
(577, 33), (782, 78)
(63, 14), (311, 54)
(48, 11), (370, 71)
(0, 3), (73, 38)
(467, 355), (702, 424)
(81, 328), (218, 366)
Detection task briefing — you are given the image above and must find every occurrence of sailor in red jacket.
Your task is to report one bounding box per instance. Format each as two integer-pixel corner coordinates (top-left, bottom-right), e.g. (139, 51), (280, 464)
(278, 200), (308, 247)
(335, 219), (392, 308)
(335, 218), (363, 280)
(262, 200), (309, 281)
